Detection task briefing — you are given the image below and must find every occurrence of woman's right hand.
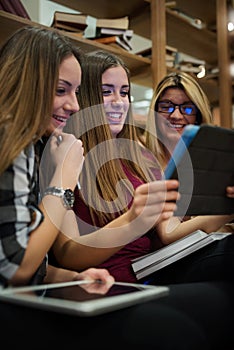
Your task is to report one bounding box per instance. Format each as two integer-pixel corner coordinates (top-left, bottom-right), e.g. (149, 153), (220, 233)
(126, 180), (180, 234)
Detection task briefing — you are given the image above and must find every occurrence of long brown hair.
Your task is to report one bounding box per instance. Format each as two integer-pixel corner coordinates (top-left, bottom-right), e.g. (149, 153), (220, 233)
(67, 50), (159, 226)
(0, 25), (83, 174)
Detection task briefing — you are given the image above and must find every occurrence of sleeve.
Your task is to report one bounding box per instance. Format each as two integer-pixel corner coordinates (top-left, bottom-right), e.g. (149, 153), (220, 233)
(0, 145), (44, 285)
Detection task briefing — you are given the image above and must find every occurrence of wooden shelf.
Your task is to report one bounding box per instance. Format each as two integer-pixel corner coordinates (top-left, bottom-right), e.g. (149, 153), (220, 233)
(51, 0), (220, 64)
(1, 0), (233, 126)
(50, 0), (222, 104)
(0, 10), (151, 88)
(131, 7), (218, 65)
(47, 0), (148, 19)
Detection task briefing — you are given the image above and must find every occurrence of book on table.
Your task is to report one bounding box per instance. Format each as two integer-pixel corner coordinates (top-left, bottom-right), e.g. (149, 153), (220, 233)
(131, 230), (231, 280)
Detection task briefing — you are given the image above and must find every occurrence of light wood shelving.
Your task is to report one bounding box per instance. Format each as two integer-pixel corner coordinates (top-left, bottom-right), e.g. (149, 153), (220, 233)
(0, 0), (233, 127)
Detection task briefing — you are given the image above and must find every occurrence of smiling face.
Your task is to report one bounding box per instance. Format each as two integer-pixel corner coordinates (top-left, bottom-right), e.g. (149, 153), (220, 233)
(156, 87), (198, 150)
(101, 66), (130, 137)
(47, 55), (81, 135)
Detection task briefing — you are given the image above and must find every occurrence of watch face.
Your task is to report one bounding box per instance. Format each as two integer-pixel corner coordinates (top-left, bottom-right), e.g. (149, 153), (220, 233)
(64, 189), (75, 209)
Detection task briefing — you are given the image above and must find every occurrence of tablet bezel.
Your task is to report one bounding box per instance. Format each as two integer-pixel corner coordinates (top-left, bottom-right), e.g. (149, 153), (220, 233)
(0, 280), (169, 317)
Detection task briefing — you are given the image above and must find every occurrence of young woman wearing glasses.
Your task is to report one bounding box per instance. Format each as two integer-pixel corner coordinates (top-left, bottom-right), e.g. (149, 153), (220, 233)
(140, 72), (234, 199)
(141, 72), (211, 168)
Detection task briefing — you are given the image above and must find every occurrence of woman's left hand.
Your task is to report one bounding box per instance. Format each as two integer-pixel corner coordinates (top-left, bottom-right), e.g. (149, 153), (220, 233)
(226, 186), (234, 198)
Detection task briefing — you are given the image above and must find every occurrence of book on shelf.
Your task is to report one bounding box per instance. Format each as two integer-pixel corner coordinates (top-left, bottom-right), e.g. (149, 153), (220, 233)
(93, 34), (133, 51)
(136, 44), (177, 58)
(95, 27), (133, 38)
(175, 52), (205, 66)
(0, 0), (30, 19)
(51, 11), (88, 33)
(96, 16), (129, 30)
(166, 44), (178, 54)
(175, 52), (205, 74)
(179, 64), (204, 73)
(136, 44), (177, 67)
(131, 230), (231, 280)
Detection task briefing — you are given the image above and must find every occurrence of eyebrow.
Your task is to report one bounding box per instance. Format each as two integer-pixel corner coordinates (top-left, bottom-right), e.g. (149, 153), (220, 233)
(59, 79), (72, 87)
(102, 83), (129, 88)
(159, 99), (193, 104)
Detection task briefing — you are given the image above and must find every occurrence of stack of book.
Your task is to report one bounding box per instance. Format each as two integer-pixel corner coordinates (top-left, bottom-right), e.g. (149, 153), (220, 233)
(92, 16), (133, 51)
(51, 11), (88, 37)
(166, 45), (178, 68)
(136, 44), (178, 68)
(175, 52), (206, 74)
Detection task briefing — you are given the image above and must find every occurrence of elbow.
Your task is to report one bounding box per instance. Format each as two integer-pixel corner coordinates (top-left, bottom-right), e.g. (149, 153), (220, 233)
(160, 235), (174, 245)
(8, 268), (34, 286)
(157, 230), (175, 245)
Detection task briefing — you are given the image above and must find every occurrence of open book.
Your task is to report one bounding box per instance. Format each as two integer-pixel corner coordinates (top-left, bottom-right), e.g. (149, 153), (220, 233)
(131, 230), (231, 280)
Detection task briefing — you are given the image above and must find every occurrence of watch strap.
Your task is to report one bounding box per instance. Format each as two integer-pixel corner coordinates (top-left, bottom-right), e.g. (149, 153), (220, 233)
(44, 186), (75, 209)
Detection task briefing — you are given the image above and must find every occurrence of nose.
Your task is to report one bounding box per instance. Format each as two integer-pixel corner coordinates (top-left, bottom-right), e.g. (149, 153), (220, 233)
(111, 96), (124, 111)
(64, 94), (80, 114)
(169, 105), (183, 119)
(112, 92), (124, 105)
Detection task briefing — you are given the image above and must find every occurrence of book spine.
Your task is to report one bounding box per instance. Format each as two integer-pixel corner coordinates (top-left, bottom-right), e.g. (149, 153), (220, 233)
(93, 36), (118, 44)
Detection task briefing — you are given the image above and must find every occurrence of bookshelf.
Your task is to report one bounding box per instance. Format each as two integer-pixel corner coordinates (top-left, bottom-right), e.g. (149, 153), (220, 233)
(0, 10), (151, 85)
(50, 0), (234, 128)
(0, 0), (233, 127)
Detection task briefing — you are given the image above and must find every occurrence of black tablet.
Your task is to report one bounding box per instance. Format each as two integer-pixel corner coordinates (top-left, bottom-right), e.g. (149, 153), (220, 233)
(164, 124), (234, 216)
(0, 280), (169, 317)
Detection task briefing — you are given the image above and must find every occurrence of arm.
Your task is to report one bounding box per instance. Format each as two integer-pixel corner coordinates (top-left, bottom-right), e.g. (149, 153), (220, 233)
(51, 180), (180, 270)
(44, 265), (114, 287)
(9, 134), (84, 285)
(156, 183), (234, 245)
(156, 214), (234, 245)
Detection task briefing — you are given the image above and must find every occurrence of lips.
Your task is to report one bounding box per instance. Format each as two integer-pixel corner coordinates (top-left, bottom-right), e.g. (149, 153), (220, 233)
(53, 115), (69, 123)
(106, 112), (123, 124)
(166, 121), (187, 132)
(169, 123), (185, 129)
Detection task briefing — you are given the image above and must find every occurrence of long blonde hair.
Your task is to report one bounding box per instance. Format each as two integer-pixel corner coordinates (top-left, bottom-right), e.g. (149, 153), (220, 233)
(142, 72), (213, 168)
(0, 25), (83, 174)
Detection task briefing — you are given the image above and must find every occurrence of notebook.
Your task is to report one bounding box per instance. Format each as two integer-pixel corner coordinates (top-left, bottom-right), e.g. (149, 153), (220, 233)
(164, 124), (234, 216)
(132, 230), (231, 280)
(0, 280), (169, 317)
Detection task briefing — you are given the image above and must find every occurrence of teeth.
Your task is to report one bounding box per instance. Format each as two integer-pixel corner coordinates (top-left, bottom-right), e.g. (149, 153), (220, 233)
(170, 124), (184, 129)
(108, 113), (121, 119)
(54, 115), (66, 122)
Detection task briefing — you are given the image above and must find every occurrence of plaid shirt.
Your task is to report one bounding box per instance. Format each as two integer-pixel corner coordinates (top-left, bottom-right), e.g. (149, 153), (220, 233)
(0, 144), (46, 287)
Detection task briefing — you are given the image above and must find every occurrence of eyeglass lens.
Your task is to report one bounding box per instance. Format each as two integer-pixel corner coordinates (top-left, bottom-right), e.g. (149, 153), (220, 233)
(157, 102), (197, 116)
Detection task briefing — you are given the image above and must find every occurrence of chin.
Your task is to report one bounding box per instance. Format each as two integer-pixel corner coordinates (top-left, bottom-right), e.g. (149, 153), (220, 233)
(110, 127), (122, 136)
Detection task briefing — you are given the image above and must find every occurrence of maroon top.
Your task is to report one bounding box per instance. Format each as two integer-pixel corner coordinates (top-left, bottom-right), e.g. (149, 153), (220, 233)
(73, 163), (163, 283)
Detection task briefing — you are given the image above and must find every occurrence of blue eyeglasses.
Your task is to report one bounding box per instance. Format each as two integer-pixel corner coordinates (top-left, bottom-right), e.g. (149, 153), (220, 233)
(157, 101), (198, 117)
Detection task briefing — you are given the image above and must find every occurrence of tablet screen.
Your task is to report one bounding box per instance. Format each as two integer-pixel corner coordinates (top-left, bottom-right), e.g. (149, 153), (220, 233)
(0, 281), (169, 316)
(15, 281), (151, 301)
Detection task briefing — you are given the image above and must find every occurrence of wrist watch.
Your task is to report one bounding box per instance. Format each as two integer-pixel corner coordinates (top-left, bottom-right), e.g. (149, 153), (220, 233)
(44, 186), (75, 209)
